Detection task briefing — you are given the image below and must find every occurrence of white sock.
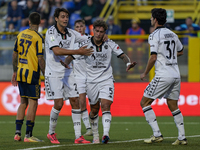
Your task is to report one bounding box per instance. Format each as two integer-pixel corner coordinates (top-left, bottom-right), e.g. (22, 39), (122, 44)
(72, 109), (81, 139)
(81, 109), (91, 129)
(143, 106), (162, 137)
(49, 107), (60, 135)
(102, 111), (112, 136)
(90, 114), (99, 138)
(172, 109), (186, 140)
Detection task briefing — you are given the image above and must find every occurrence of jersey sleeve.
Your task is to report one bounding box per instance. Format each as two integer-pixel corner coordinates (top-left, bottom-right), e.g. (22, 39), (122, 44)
(72, 30), (89, 43)
(148, 34), (158, 55)
(46, 29), (59, 50)
(36, 36), (44, 56)
(13, 38), (18, 53)
(111, 41), (124, 57)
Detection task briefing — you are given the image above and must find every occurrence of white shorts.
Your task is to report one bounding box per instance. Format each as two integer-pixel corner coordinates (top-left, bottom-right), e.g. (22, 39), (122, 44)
(86, 78), (114, 105)
(143, 77), (180, 100)
(45, 76), (79, 100)
(75, 77), (86, 94)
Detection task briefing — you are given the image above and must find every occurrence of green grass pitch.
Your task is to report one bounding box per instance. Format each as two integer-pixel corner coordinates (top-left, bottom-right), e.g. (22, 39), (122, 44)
(1, 116), (200, 150)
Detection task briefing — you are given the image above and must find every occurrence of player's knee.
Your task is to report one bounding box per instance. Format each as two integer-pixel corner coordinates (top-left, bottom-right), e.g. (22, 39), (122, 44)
(101, 104), (110, 112)
(54, 102), (63, 110)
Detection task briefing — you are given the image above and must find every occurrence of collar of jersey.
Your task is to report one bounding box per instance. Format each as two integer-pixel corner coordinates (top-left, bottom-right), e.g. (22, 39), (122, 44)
(54, 24), (69, 35)
(155, 26), (165, 30)
(91, 36), (104, 47)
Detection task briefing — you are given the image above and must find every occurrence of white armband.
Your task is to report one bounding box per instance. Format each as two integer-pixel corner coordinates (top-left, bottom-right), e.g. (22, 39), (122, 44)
(126, 62), (131, 67)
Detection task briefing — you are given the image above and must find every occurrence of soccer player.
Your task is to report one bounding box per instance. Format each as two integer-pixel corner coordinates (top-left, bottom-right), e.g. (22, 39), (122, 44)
(45, 8), (93, 144)
(73, 19), (92, 136)
(11, 12), (45, 142)
(78, 20), (137, 143)
(140, 8), (187, 145)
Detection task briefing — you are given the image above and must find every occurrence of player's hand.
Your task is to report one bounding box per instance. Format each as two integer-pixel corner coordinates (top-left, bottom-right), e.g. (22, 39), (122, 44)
(102, 34), (108, 42)
(140, 73), (147, 81)
(79, 45), (93, 56)
(126, 62), (137, 72)
(60, 60), (70, 69)
(11, 72), (17, 86)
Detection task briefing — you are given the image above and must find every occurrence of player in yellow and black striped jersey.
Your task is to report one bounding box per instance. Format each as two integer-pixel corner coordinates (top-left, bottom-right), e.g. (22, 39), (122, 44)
(11, 12), (45, 142)
(14, 26), (44, 85)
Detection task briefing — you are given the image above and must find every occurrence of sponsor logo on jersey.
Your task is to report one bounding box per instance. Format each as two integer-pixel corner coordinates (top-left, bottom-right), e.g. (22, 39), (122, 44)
(50, 36), (55, 41)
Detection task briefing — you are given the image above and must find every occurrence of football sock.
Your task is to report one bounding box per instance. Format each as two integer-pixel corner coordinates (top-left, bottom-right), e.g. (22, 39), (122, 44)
(15, 119), (23, 136)
(49, 107), (60, 135)
(72, 109), (81, 139)
(89, 113), (99, 138)
(102, 111), (112, 136)
(172, 109), (186, 140)
(143, 106), (162, 137)
(26, 120), (34, 137)
(81, 109), (91, 130)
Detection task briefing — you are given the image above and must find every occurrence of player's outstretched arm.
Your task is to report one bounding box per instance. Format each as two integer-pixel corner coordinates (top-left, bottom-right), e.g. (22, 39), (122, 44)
(119, 53), (137, 72)
(11, 52), (18, 86)
(52, 46), (93, 56)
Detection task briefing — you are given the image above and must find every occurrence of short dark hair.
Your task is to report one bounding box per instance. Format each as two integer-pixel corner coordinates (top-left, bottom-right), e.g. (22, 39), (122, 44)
(54, 8), (69, 18)
(75, 19), (85, 26)
(29, 12), (41, 25)
(93, 19), (108, 31)
(151, 8), (167, 25)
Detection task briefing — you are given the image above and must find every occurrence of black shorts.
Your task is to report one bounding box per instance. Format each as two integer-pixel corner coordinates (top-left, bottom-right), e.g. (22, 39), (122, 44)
(18, 81), (40, 99)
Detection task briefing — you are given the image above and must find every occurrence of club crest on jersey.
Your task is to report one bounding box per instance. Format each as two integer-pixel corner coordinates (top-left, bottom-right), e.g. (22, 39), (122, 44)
(68, 33), (71, 37)
(104, 45), (108, 49)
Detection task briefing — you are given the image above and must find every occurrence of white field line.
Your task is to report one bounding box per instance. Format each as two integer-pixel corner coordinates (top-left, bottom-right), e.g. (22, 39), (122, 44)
(17, 135), (200, 150)
(1, 121), (200, 125)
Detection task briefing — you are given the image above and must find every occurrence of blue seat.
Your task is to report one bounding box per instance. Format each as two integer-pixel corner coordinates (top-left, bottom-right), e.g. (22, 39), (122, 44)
(69, 13), (81, 28)
(62, 1), (75, 9)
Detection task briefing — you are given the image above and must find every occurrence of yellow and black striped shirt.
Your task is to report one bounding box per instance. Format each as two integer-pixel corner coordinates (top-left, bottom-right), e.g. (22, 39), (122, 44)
(14, 29), (44, 85)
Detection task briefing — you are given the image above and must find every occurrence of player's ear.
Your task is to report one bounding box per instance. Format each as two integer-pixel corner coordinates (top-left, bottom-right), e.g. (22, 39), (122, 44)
(28, 20), (31, 25)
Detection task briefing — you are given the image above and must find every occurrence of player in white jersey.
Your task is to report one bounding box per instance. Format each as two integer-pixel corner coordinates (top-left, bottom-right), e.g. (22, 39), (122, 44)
(78, 20), (137, 144)
(140, 8), (187, 145)
(45, 8), (92, 144)
(73, 19), (93, 136)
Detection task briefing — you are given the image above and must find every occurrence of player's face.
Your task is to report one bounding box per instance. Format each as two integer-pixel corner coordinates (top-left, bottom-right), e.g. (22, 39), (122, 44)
(74, 22), (86, 35)
(93, 26), (105, 42)
(55, 11), (69, 28)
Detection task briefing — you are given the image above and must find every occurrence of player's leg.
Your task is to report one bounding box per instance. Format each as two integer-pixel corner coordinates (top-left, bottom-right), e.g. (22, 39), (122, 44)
(14, 97), (28, 141)
(140, 96), (163, 143)
(24, 98), (38, 140)
(98, 79), (114, 144)
(69, 96), (91, 144)
(90, 102), (100, 143)
(47, 98), (63, 144)
(79, 93), (92, 136)
(45, 77), (64, 144)
(167, 99), (187, 145)
(100, 99), (112, 144)
(68, 75), (90, 144)
(166, 78), (187, 145)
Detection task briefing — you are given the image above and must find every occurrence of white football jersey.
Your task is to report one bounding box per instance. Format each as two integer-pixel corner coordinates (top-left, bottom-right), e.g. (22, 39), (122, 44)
(45, 24), (89, 77)
(149, 26), (183, 78)
(73, 34), (91, 79)
(78, 37), (124, 83)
